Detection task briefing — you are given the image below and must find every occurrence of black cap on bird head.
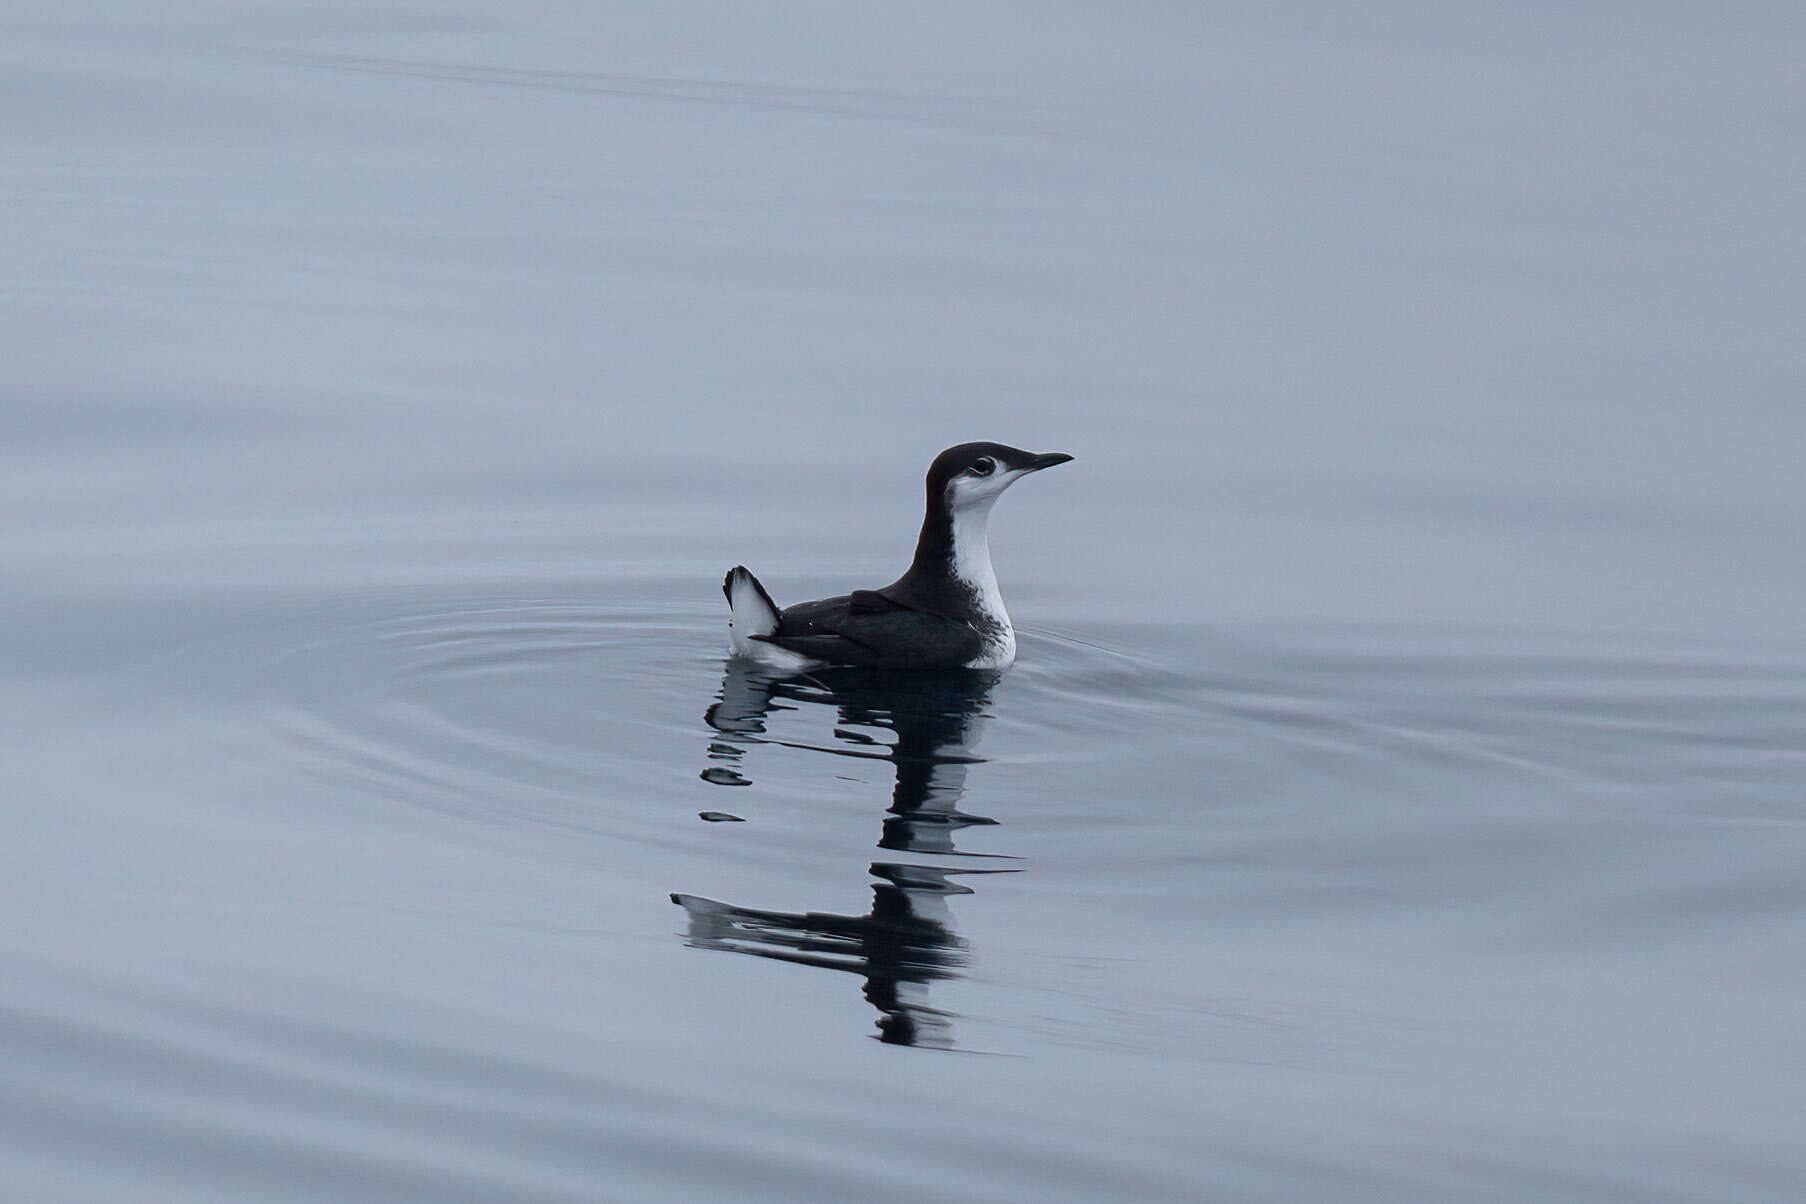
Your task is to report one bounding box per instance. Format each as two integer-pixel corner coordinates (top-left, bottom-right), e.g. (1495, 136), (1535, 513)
(925, 442), (1075, 509)
(885, 440), (1075, 612)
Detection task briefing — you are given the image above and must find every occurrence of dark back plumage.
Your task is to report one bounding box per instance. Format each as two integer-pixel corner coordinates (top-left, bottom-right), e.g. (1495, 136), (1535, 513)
(730, 441), (1072, 669)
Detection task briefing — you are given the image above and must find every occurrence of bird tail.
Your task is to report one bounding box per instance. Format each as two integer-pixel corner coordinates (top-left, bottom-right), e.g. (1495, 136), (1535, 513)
(723, 566), (780, 655)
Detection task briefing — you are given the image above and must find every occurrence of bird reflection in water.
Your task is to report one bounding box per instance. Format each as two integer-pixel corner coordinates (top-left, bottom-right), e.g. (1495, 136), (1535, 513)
(672, 662), (1015, 1049)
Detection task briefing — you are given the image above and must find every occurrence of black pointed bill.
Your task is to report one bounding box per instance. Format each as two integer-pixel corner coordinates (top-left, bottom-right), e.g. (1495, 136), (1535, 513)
(1025, 451), (1074, 471)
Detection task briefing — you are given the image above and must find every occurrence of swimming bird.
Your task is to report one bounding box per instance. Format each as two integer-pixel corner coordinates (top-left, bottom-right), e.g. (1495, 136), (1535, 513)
(723, 442), (1073, 671)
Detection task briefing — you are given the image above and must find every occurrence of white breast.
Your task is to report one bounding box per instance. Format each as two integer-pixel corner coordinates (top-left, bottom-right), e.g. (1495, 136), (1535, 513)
(949, 505), (1017, 668)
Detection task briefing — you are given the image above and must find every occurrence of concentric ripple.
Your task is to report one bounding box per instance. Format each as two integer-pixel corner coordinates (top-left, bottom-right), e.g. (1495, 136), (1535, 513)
(241, 596), (1188, 847)
(260, 598), (717, 833)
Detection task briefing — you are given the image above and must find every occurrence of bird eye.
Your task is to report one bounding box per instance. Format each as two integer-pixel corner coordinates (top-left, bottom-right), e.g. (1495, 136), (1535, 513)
(971, 457), (996, 476)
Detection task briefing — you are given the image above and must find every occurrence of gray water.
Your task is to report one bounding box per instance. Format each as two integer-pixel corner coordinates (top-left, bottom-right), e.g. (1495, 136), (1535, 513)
(5, 3), (1805, 1200)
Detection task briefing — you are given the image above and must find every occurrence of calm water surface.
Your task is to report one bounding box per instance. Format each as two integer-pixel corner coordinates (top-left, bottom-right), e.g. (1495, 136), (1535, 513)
(5, 3), (1804, 1200)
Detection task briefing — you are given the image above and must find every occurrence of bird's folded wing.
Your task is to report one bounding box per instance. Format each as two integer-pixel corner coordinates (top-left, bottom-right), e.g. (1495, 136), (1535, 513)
(847, 589), (894, 613)
(754, 592), (983, 668)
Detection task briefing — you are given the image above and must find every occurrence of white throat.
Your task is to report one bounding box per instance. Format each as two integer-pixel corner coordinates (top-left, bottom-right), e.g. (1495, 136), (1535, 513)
(948, 500), (1016, 666)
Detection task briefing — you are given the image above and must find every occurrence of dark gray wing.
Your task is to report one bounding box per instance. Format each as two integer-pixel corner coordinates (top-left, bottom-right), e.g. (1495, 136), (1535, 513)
(754, 593), (983, 668)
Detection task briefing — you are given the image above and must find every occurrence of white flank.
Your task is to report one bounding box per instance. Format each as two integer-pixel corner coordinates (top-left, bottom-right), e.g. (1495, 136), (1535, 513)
(725, 567), (778, 653)
(739, 640), (823, 673)
(725, 567), (823, 672)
